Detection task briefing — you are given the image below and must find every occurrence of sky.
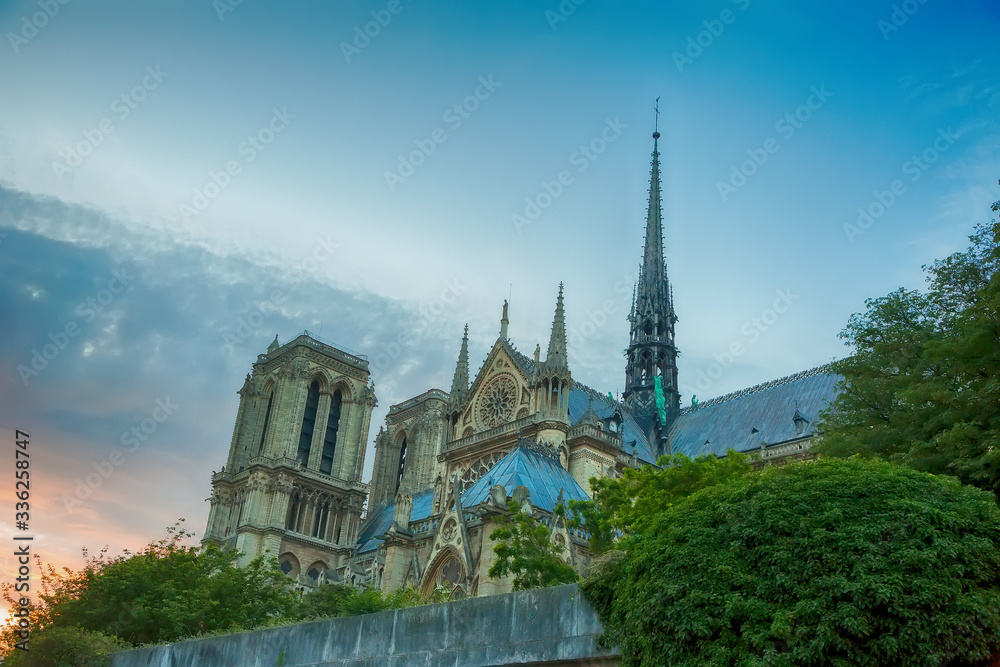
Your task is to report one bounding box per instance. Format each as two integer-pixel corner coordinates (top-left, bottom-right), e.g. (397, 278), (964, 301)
(0, 0), (998, 583)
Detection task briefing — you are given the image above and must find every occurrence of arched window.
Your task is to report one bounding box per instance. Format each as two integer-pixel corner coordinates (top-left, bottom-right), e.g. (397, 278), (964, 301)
(312, 502), (329, 539)
(278, 552), (299, 578)
(257, 392), (273, 455)
(285, 491), (301, 531)
(297, 381), (320, 466)
(395, 436), (407, 495)
(320, 390), (342, 475)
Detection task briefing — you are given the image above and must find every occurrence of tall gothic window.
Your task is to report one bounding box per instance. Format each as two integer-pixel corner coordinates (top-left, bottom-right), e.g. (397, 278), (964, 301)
(285, 492), (301, 531)
(320, 390), (342, 475)
(395, 436), (407, 495)
(297, 381), (320, 466)
(312, 503), (329, 539)
(257, 392), (273, 455)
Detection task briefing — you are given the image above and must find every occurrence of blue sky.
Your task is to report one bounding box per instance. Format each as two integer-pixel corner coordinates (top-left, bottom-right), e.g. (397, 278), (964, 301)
(0, 0), (998, 575)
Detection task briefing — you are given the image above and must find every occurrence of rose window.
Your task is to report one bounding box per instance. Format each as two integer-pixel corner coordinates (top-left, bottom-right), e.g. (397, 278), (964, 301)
(441, 557), (463, 586)
(479, 376), (517, 428)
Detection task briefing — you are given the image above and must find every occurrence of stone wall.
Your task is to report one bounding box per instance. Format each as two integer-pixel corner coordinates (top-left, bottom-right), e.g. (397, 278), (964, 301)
(107, 583), (619, 667)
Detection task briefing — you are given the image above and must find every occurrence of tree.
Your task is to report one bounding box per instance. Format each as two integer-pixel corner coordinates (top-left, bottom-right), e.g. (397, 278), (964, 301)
(1, 520), (299, 657)
(568, 451), (753, 553)
(488, 499), (578, 591)
(582, 458), (1000, 666)
(2, 627), (129, 667)
(816, 181), (1000, 497)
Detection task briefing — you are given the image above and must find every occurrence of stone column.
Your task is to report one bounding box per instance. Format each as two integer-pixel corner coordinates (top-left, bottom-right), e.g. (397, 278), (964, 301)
(323, 503), (336, 543)
(308, 391), (332, 471)
(331, 398), (354, 479)
(264, 375), (292, 458)
(226, 388), (251, 470)
(381, 539), (413, 594)
(272, 370), (307, 460)
(205, 496), (220, 540)
(268, 477), (293, 529)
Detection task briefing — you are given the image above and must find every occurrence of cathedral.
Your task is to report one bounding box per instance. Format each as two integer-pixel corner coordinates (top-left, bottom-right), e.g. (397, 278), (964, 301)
(202, 128), (840, 598)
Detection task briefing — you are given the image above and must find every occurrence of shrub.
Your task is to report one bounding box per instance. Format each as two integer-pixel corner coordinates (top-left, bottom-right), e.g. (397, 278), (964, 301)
(3, 626), (129, 667)
(582, 458), (1000, 666)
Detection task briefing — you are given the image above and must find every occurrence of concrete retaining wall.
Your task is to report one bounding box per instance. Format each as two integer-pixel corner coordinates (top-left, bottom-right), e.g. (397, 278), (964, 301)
(107, 583), (620, 666)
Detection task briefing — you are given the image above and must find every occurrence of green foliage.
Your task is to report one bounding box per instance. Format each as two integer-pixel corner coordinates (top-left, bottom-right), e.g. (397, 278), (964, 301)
(488, 499), (578, 591)
(568, 451), (753, 553)
(2, 626), (129, 667)
(817, 182), (1000, 498)
(296, 583), (441, 620)
(52, 522), (296, 643)
(582, 458), (1000, 666)
(1, 520), (299, 657)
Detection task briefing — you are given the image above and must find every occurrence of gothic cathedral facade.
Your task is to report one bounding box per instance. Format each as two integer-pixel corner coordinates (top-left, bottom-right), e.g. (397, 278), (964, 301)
(204, 130), (839, 597)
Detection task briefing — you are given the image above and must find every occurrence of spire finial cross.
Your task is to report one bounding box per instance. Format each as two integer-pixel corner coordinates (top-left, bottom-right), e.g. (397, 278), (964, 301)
(654, 96), (661, 134)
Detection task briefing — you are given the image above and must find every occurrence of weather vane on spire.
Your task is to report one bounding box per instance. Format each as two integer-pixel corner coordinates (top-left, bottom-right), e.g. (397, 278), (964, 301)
(653, 96), (661, 138)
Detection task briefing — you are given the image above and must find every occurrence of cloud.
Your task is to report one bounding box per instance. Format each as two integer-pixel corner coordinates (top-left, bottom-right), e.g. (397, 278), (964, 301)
(0, 183), (472, 576)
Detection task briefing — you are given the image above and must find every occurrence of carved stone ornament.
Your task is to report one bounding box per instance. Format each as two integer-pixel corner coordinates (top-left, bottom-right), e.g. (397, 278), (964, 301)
(292, 357), (310, 379)
(432, 474), (445, 513)
(441, 519), (457, 543)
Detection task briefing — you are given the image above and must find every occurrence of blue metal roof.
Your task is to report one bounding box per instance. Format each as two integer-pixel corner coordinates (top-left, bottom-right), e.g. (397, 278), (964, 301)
(668, 367), (841, 458)
(567, 386), (657, 464)
(356, 489), (434, 554)
(506, 342), (656, 464)
(461, 445), (591, 511)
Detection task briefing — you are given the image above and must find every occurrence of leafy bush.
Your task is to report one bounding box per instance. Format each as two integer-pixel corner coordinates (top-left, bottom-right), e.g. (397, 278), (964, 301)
(582, 458), (1000, 666)
(1, 520), (298, 656)
(569, 451), (753, 553)
(488, 499), (578, 591)
(2, 626), (129, 667)
(296, 583), (442, 619)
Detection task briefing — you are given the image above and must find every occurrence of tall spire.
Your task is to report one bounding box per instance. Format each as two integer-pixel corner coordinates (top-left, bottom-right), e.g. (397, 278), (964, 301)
(449, 325), (470, 401)
(637, 127), (671, 313)
(545, 283), (568, 370)
(623, 110), (679, 451)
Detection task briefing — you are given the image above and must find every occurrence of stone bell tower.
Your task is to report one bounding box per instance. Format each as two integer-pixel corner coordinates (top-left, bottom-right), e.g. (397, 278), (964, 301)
(204, 332), (376, 582)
